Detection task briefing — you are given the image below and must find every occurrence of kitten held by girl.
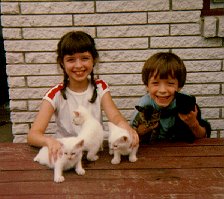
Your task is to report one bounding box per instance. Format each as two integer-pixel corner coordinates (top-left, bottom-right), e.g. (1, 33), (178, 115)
(131, 52), (211, 143)
(28, 31), (139, 164)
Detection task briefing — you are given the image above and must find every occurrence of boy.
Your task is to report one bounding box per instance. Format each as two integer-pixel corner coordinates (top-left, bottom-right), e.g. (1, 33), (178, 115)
(130, 52), (211, 143)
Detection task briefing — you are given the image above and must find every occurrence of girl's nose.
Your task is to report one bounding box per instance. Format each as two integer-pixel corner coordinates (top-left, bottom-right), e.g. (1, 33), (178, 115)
(74, 59), (82, 68)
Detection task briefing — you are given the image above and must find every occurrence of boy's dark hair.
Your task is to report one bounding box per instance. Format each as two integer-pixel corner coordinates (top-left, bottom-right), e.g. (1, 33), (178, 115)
(56, 31), (99, 103)
(142, 52), (186, 88)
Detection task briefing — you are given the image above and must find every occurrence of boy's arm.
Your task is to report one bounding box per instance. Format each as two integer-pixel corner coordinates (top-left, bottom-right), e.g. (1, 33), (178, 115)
(178, 105), (210, 138)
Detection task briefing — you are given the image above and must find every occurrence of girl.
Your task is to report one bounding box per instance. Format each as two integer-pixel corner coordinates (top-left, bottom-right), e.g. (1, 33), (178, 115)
(28, 31), (138, 160)
(131, 52), (211, 143)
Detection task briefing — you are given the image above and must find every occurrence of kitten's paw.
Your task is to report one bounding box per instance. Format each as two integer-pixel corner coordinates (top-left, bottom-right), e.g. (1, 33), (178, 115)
(76, 168), (85, 175)
(87, 155), (99, 161)
(54, 175), (65, 183)
(111, 158), (120, 164)
(109, 149), (114, 155)
(129, 156), (137, 162)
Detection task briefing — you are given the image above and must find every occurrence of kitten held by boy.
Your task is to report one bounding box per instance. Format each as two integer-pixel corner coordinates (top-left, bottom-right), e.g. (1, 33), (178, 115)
(130, 52), (211, 143)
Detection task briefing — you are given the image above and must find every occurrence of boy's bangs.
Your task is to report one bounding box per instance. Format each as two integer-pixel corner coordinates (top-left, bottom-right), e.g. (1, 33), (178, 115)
(154, 60), (175, 79)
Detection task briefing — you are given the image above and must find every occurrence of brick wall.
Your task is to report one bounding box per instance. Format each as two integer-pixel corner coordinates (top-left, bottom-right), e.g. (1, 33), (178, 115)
(1, 0), (224, 142)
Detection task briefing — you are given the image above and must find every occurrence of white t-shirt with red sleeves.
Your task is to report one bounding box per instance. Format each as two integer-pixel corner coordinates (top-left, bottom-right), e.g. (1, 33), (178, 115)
(43, 79), (109, 138)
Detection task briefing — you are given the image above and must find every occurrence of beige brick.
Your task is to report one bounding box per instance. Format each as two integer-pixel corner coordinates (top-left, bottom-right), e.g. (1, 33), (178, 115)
(182, 84), (220, 95)
(7, 64), (62, 76)
(4, 40), (57, 51)
(21, 2), (94, 14)
(110, 85), (145, 97)
(96, 62), (143, 74)
(172, 0), (203, 10)
(2, 28), (22, 39)
(203, 16), (217, 38)
(10, 100), (27, 111)
(11, 112), (37, 123)
(9, 88), (49, 100)
(27, 76), (62, 87)
(173, 48), (224, 59)
(218, 16), (224, 37)
(186, 72), (224, 83)
(1, 2), (19, 14)
(201, 108), (220, 119)
(74, 13), (146, 26)
(101, 74), (142, 85)
(12, 123), (29, 135)
(6, 53), (24, 64)
(97, 25), (169, 37)
(151, 36), (222, 48)
(96, 0), (169, 12)
(170, 24), (200, 35)
(148, 11), (201, 23)
(28, 100), (42, 111)
(184, 60), (222, 72)
(197, 96), (224, 107)
(23, 27), (95, 39)
(99, 49), (165, 62)
(25, 52), (56, 64)
(1, 15), (72, 27)
(96, 38), (148, 50)
(8, 77), (26, 87)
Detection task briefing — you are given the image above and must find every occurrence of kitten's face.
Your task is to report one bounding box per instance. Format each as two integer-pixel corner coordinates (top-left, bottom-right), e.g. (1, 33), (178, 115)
(73, 111), (85, 125)
(61, 139), (84, 161)
(111, 136), (129, 150)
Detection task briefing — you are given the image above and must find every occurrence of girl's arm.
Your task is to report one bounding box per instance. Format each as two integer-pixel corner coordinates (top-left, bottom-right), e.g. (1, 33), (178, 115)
(27, 100), (62, 161)
(178, 105), (206, 138)
(101, 92), (139, 146)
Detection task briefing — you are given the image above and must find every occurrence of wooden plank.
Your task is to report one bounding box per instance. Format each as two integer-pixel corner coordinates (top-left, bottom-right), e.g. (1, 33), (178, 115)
(1, 193), (224, 199)
(1, 155), (224, 171)
(1, 168), (224, 183)
(0, 179), (224, 195)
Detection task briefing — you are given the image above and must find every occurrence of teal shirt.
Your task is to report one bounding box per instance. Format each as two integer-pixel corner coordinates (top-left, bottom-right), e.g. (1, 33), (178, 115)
(130, 94), (176, 139)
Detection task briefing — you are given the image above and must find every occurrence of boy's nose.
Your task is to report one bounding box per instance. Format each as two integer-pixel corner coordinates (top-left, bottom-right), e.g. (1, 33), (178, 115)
(158, 83), (167, 92)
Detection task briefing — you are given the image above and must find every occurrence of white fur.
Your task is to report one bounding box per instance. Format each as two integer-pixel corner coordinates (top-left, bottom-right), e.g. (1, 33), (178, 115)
(34, 137), (85, 183)
(108, 122), (139, 164)
(73, 105), (104, 161)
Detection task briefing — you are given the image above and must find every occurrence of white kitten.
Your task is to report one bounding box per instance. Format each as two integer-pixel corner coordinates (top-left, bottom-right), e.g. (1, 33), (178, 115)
(73, 105), (104, 161)
(34, 137), (85, 183)
(108, 122), (139, 164)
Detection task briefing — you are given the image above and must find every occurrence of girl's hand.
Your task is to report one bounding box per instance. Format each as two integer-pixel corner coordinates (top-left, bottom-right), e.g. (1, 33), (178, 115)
(178, 105), (198, 128)
(118, 122), (139, 148)
(45, 137), (62, 163)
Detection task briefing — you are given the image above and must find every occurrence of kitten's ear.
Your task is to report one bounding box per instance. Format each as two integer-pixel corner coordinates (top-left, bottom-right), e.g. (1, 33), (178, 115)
(76, 139), (84, 148)
(122, 136), (128, 142)
(135, 105), (144, 112)
(108, 122), (116, 131)
(74, 111), (79, 117)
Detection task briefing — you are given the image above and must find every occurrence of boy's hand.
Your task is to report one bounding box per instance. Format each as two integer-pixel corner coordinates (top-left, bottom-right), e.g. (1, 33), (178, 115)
(137, 122), (159, 136)
(178, 105), (199, 128)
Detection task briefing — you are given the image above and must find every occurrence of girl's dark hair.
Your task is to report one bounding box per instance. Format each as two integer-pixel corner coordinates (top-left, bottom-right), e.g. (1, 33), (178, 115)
(142, 52), (186, 88)
(57, 31), (99, 103)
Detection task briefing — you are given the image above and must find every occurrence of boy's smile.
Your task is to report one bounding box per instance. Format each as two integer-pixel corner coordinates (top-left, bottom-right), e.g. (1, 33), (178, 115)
(147, 75), (180, 108)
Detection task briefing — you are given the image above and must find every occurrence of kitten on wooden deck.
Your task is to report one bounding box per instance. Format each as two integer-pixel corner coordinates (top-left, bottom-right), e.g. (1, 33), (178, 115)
(73, 105), (104, 161)
(108, 122), (139, 164)
(34, 137), (85, 183)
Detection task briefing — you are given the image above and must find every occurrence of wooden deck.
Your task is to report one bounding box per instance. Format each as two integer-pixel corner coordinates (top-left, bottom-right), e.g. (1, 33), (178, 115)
(1, 138), (224, 198)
